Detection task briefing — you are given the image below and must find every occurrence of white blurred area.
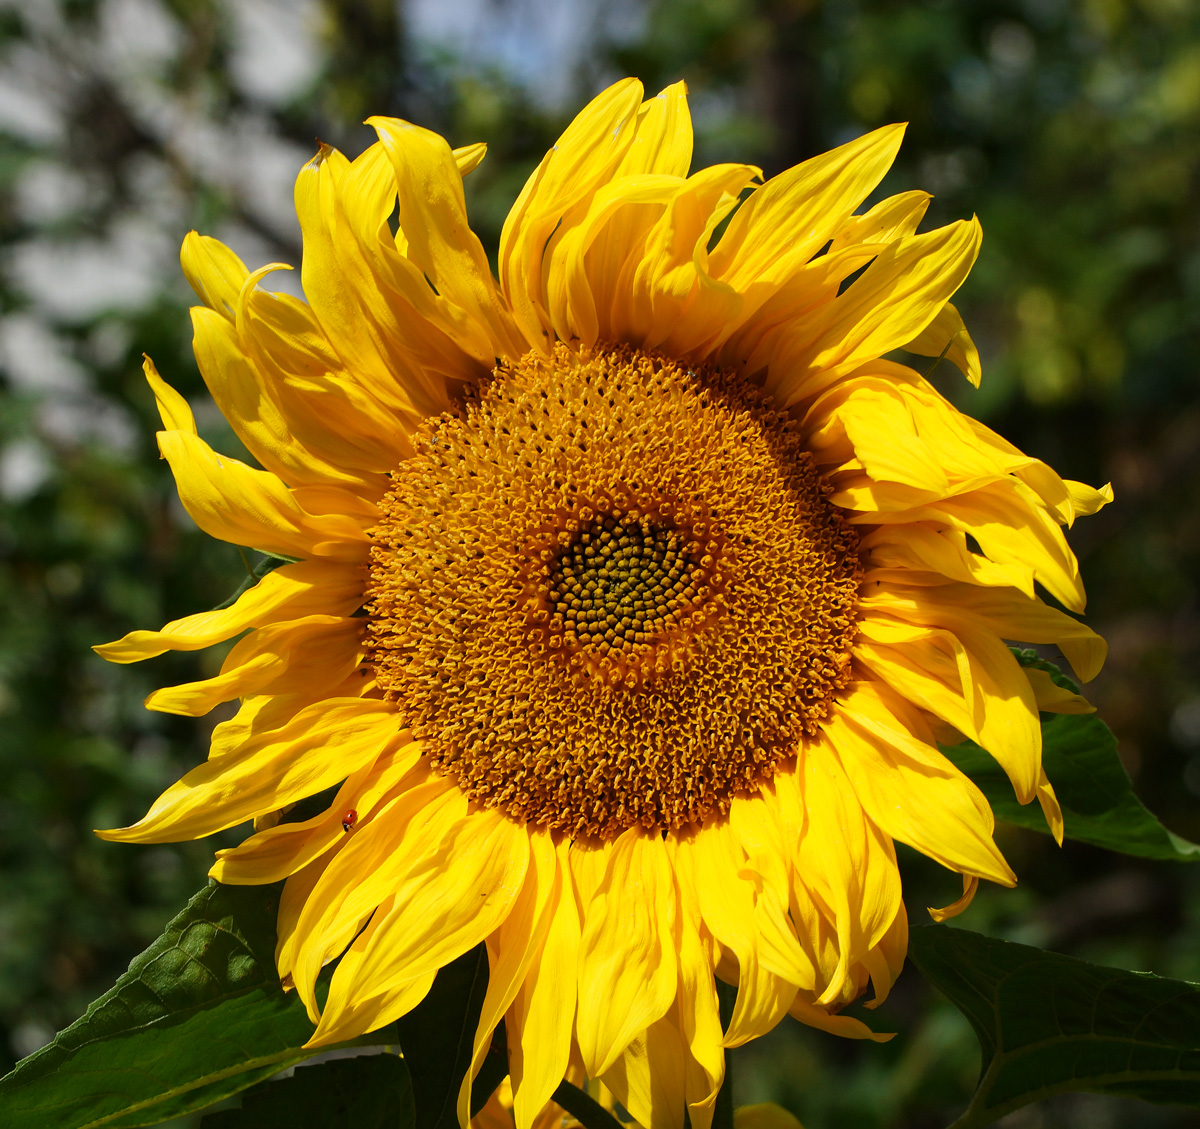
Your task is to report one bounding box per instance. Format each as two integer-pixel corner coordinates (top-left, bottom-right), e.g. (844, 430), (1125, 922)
(409, 0), (639, 107)
(0, 0), (327, 497)
(0, 0), (637, 496)
(1, 0), (324, 315)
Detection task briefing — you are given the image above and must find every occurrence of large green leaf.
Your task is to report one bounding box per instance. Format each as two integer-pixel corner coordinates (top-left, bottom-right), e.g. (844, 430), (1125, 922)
(942, 710), (1200, 861)
(200, 1053), (415, 1129)
(394, 945), (507, 1129)
(0, 881), (385, 1129)
(909, 924), (1200, 1127)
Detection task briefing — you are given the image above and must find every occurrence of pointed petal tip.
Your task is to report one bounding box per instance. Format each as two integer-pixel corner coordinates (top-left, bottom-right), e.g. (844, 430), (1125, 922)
(363, 114), (415, 138)
(92, 638), (145, 664)
(306, 140), (337, 169)
(870, 120), (909, 152)
(452, 141), (488, 177)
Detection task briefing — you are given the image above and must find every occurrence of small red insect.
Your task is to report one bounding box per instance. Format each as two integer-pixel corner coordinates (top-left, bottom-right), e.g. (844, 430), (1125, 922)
(341, 808), (358, 833)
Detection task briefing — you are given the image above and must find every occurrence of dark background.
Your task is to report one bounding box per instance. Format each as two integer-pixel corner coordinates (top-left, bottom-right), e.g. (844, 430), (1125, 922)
(2, 1), (1200, 1126)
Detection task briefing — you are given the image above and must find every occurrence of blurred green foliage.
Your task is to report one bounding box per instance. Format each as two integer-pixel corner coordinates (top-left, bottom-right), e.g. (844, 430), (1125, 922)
(2, 0), (1200, 1126)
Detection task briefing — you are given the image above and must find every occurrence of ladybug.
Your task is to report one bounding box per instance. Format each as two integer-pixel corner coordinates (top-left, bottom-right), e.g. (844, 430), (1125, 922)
(341, 808), (358, 833)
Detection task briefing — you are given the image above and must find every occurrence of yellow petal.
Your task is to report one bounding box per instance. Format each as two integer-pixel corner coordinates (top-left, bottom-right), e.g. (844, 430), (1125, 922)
(792, 749), (902, 1005)
(290, 773), (457, 1013)
(824, 683), (1016, 886)
(276, 843), (339, 984)
(209, 737), (422, 884)
(96, 698), (401, 843)
(709, 124), (905, 292)
(368, 116), (525, 360)
(192, 301), (385, 495)
(1025, 665), (1095, 714)
(509, 840), (581, 1129)
(600, 1013), (687, 1129)
(860, 523), (1036, 598)
(575, 829), (678, 1077)
(901, 300), (982, 386)
(631, 164), (759, 355)
(804, 363), (1031, 494)
(919, 484), (1086, 613)
(862, 579), (1106, 683)
(453, 142), (487, 177)
(180, 231), (249, 320)
(157, 429), (368, 562)
(674, 822), (800, 1046)
(856, 612), (1043, 804)
(93, 558), (364, 662)
(715, 243), (883, 372)
(822, 382), (953, 493)
(829, 189), (931, 250)
(456, 829), (559, 1128)
(142, 354), (195, 433)
(1035, 766), (1065, 846)
(309, 805), (530, 1046)
(767, 218), (982, 406)
(547, 172), (685, 345)
(294, 143), (478, 423)
(728, 796), (819, 990)
(307, 892), (438, 1039)
(500, 78), (645, 348)
(617, 81), (693, 178)
(956, 409), (1103, 526)
(672, 861), (724, 1129)
(863, 907), (909, 1007)
(543, 82), (695, 346)
(1065, 478), (1114, 524)
(146, 615), (362, 716)
(787, 992), (893, 1043)
(237, 285), (414, 475)
(928, 875), (980, 922)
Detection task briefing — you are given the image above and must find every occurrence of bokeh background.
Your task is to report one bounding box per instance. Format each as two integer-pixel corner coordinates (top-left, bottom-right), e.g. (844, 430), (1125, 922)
(2, 1), (1200, 1126)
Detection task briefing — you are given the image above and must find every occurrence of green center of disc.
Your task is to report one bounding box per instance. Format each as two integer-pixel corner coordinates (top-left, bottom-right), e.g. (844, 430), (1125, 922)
(547, 515), (700, 653)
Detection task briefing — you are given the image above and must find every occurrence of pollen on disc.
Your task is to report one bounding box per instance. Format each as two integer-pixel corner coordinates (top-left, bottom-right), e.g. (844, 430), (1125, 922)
(366, 343), (862, 840)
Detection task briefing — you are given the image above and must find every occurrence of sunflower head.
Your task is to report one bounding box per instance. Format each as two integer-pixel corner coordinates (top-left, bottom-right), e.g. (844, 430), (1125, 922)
(95, 78), (1110, 1129)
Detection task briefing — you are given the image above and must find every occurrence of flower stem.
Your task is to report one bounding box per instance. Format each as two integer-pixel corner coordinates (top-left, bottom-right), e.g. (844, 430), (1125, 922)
(552, 1080), (626, 1129)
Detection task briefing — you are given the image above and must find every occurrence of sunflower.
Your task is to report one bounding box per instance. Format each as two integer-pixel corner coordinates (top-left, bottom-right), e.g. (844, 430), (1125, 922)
(96, 79), (1110, 1129)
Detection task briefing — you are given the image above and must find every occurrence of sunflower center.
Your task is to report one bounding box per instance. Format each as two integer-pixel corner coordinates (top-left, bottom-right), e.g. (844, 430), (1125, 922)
(550, 515), (697, 644)
(366, 344), (862, 840)
(524, 501), (729, 687)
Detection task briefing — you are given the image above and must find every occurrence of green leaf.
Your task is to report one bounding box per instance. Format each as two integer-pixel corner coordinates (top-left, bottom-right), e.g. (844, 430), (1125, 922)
(200, 1053), (414, 1129)
(942, 711), (1200, 861)
(909, 924), (1200, 1128)
(0, 882), (385, 1129)
(394, 944), (505, 1129)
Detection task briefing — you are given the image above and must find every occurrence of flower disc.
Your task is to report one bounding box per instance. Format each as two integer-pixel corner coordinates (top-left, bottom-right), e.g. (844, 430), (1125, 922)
(366, 345), (862, 838)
